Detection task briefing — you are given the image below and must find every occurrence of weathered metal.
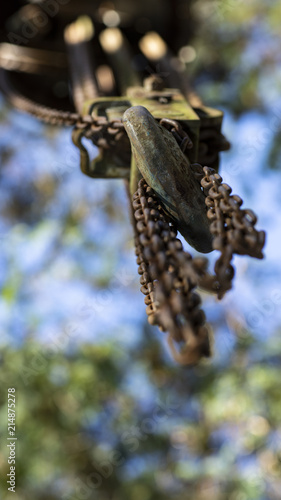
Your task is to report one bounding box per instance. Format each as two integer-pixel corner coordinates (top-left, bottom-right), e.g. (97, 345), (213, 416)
(0, 4), (266, 364)
(131, 178), (211, 365)
(72, 82), (228, 183)
(123, 105), (213, 253)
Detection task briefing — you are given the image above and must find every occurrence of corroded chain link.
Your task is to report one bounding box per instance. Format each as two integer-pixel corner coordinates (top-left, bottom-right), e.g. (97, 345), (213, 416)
(0, 68), (127, 132)
(0, 70), (194, 164)
(132, 165), (265, 363)
(200, 166), (265, 299)
(0, 68), (80, 126)
(0, 67), (266, 364)
(0, 70), (189, 157)
(82, 117), (128, 161)
(159, 118), (193, 152)
(132, 178), (211, 364)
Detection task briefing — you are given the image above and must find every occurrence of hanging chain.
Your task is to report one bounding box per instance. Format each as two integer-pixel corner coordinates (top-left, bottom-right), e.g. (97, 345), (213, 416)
(132, 166), (265, 363)
(0, 67), (266, 364)
(201, 166), (265, 298)
(132, 179), (211, 364)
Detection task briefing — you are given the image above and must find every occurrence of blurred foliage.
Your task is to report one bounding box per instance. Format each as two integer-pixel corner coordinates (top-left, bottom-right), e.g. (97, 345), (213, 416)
(188, 0), (281, 115)
(0, 331), (281, 500)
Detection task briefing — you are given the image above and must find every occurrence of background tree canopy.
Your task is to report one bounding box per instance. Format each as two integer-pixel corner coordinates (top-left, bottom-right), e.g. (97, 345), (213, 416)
(0, 1), (281, 499)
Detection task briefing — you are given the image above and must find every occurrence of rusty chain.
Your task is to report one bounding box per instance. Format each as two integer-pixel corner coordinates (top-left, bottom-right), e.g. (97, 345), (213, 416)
(159, 118), (193, 152)
(0, 68), (80, 126)
(132, 178), (211, 365)
(0, 68), (125, 130)
(200, 166), (265, 298)
(132, 166), (265, 363)
(0, 67), (266, 364)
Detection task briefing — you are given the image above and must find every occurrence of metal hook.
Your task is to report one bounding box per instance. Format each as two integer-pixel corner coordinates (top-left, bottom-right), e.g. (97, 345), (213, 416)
(123, 105), (213, 253)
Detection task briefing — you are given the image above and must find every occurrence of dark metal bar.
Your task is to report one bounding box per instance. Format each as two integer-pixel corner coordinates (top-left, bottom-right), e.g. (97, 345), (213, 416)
(64, 16), (99, 114)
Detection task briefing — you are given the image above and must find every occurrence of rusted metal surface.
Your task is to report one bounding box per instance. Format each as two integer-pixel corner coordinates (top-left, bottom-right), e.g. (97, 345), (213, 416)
(201, 166), (266, 298)
(0, 7), (266, 364)
(131, 167), (265, 363)
(131, 178), (211, 365)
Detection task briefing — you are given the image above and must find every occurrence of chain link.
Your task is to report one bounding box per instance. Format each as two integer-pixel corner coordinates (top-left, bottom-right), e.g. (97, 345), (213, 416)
(132, 164), (265, 362)
(132, 178), (211, 365)
(0, 68), (124, 130)
(0, 67), (266, 364)
(201, 166), (265, 299)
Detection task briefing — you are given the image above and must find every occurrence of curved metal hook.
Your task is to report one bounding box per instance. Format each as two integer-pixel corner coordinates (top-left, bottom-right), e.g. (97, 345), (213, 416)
(123, 105), (213, 253)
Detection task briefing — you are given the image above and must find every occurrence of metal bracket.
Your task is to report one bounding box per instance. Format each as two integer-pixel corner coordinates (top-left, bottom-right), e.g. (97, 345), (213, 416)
(72, 85), (229, 180)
